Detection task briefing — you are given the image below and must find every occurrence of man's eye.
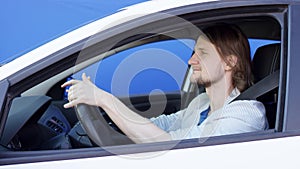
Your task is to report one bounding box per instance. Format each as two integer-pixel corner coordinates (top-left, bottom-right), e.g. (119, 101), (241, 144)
(200, 50), (207, 55)
(194, 49), (207, 58)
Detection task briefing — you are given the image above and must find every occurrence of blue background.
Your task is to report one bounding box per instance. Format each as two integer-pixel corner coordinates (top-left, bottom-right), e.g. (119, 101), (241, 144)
(0, 0), (148, 65)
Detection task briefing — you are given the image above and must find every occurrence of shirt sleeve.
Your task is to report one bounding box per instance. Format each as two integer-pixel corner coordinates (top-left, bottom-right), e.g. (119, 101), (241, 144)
(150, 109), (185, 132)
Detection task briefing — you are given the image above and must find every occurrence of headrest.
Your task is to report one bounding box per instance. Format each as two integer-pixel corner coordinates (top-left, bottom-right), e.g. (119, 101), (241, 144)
(252, 43), (280, 82)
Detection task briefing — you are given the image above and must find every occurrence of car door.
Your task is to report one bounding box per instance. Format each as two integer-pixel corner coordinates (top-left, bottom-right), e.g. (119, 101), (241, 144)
(1, 1), (300, 168)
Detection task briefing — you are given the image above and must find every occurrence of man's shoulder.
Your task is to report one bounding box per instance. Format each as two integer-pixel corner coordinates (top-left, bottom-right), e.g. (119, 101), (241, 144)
(223, 99), (266, 117)
(228, 99), (265, 108)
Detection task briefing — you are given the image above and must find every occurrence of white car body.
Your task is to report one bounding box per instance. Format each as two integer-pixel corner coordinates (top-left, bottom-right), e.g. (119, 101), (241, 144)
(4, 136), (300, 169)
(1, 0), (300, 168)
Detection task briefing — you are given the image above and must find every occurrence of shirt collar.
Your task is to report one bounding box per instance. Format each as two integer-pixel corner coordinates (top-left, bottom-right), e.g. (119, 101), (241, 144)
(224, 87), (240, 105)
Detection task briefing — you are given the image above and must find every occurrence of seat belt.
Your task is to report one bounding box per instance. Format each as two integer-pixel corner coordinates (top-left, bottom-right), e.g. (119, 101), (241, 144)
(232, 70), (279, 102)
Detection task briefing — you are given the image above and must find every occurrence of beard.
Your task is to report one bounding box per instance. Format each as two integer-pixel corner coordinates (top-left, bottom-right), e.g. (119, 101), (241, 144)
(190, 75), (211, 88)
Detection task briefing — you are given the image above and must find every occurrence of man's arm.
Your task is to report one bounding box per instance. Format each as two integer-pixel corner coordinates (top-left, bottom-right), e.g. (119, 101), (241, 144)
(62, 73), (171, 143)
(99, 92), (172, 143)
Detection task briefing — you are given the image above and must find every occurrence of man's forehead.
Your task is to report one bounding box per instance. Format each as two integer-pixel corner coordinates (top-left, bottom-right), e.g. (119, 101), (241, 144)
(195, 35), (212, 49)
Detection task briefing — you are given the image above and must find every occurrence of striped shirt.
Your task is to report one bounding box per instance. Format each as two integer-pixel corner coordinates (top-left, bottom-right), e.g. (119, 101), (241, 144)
(150, 88), (268, 140)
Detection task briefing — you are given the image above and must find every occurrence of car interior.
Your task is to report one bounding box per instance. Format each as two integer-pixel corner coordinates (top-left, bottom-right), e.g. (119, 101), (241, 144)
(0, 14), (282, 151)
(250, 43), (280, 129)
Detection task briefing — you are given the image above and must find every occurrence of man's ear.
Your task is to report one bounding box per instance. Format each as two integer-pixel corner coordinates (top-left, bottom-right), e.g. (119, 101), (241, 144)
(224, 55), (238, 71)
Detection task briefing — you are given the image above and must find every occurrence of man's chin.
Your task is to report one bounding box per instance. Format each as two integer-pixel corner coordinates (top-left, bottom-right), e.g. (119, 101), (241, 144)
(190, 77), (198, 84)
(191, 77), (210, 87)
(190, 76), (203, 84)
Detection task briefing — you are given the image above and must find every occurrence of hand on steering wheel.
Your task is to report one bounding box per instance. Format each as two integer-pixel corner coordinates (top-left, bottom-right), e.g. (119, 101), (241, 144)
(75, 104), (133, 147)
(62, 73), (133, 146)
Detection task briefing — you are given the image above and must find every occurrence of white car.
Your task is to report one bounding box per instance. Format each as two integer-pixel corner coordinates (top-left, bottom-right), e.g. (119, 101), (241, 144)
(1, 0), (300, 168)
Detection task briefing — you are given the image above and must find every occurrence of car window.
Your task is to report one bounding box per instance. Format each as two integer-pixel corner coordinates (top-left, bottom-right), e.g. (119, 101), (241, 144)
(69, 38), (278, 98)
(71, 39), (195, 97)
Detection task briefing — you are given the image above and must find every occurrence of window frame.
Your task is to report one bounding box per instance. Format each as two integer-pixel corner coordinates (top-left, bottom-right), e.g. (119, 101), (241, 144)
(282, 4), (300, 131)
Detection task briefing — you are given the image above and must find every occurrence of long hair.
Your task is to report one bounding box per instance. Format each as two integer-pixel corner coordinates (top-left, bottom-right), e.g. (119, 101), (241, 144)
(202, 23), (253, 92)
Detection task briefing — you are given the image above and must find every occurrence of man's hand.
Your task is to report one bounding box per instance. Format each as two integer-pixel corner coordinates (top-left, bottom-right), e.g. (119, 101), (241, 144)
(61, 73), (101, 108)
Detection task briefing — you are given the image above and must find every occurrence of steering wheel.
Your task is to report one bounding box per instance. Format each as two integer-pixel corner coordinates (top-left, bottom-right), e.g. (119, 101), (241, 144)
(75, 104), (134, 147)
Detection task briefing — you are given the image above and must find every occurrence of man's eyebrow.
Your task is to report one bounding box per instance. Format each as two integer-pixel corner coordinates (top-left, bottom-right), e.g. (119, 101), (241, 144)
(196, 47), (206, 51)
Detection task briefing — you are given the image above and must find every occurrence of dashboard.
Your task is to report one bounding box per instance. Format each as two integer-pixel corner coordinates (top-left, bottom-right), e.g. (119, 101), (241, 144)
(0, 96), (94, 151)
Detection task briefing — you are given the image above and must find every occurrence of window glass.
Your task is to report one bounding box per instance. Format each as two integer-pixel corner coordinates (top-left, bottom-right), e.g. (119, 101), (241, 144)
(72, 39), (195, 96)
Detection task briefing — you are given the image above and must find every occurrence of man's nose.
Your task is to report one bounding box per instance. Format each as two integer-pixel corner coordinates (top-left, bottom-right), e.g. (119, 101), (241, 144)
(188, 52), (199, 65)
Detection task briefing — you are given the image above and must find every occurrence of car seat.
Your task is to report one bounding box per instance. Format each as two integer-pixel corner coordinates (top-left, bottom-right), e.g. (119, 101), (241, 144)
(251, 43), (281, 129)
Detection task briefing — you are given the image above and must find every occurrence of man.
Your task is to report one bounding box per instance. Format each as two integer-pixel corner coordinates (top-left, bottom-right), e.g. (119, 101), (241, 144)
(62, 24), (268, 143)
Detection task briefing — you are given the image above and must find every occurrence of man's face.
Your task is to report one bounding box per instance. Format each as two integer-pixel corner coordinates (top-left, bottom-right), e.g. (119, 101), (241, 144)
(188, 36), (226, 86)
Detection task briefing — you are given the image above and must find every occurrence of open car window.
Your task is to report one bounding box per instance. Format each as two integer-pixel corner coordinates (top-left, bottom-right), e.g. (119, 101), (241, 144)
(4, 20), (282, 150)
(71, 39), (195, 97)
